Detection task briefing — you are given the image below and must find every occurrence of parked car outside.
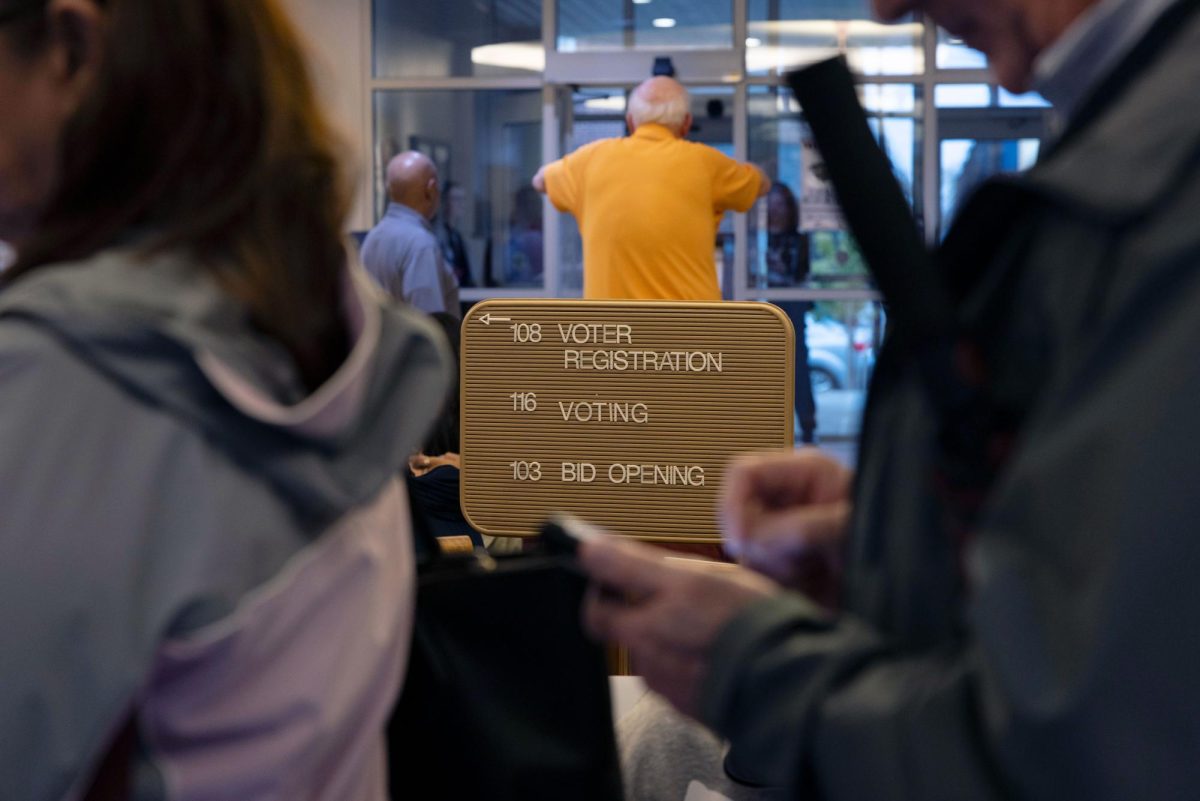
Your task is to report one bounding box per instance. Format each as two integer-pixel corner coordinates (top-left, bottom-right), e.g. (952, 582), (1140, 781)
(804, 314), (876, 392)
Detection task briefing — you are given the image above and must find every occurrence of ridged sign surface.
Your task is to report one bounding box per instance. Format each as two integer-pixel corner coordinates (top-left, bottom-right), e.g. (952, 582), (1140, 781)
(460, 300), (794, 542)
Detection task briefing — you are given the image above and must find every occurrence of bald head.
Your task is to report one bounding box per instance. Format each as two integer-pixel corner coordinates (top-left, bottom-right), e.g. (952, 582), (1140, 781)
(627, 77), (692, 137)
(386, 151), (440, 220)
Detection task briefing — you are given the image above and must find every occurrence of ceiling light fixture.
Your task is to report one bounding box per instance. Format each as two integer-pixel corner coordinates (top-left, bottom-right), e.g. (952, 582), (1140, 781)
(652, 17), (676, 28)
(470, 42), (545, 72)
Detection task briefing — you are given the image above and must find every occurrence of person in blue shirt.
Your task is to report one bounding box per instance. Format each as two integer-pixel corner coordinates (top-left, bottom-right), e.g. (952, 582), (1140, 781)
(362, 151), (461, 317)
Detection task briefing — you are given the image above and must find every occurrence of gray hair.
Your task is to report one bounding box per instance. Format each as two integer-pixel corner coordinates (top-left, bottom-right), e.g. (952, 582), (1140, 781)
(627, 79), (690, 132)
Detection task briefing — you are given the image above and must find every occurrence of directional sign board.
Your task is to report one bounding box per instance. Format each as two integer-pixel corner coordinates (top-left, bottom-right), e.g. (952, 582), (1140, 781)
(460, 300), (794, 542)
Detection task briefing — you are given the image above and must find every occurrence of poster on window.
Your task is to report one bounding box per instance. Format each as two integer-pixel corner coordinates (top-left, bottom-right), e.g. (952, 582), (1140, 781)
(798, 128), (845, 232)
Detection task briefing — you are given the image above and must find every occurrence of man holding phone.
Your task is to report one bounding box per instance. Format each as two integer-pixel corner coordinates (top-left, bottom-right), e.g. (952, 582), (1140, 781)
(578, 0), (1200, 796)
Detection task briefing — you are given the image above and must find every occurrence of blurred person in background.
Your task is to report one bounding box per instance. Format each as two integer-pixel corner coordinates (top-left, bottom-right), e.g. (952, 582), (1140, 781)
(0, 1), (450, 799)
(765, 182), (818, 445)
(436, 180), (473, 289)
(362, 150), (460, 317)
(406, 311), (484, 550)
(504, 184), (545, 286)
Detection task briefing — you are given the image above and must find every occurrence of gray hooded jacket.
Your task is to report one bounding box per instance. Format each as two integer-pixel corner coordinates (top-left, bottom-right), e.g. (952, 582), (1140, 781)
(0, 248), (451, 801)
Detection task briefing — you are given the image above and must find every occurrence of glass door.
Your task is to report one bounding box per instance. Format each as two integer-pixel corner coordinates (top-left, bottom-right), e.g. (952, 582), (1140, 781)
(935, 84), (1050, 236)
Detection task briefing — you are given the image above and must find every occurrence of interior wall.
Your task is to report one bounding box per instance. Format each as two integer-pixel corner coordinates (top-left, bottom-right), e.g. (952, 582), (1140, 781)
(279, 0), (372, 231)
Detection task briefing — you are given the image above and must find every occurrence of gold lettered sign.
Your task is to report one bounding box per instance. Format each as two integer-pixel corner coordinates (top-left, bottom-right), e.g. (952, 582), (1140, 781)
(460, 300), (794, 542)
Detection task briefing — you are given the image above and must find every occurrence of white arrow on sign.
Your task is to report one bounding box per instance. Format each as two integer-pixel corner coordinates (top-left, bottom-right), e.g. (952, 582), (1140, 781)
(478, 313), (512, 326)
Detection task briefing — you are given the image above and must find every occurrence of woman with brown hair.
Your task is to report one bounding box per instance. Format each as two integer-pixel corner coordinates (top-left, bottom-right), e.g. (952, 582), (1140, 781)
(0, 1), (451, 799)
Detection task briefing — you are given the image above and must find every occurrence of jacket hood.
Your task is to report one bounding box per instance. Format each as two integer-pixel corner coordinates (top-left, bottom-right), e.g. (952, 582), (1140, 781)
(0, 247), (453, 524)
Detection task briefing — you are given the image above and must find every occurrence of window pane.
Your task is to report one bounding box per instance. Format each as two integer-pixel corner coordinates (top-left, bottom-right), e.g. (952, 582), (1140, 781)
(934, 83), (993, 108)
(373, 90), (544, 289)
(759, 299), (884, 452)
(934, 89), (1049, 235)
(747, 0), (921, 77)
(373, 0), (543, 78)
(936, 26), (986, 69)
(557, 0), (732, 52)
(747, 84), (922, 290)
(941, 138), (1039, 235)
(935, 84), (1050, 108)
(556, 88), (630, 296)
(998, 89), (1051, 108)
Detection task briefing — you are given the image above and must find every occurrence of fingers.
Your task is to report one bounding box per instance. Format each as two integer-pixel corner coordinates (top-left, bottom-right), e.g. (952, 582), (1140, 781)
(582, 566), (688, 652)
(583, 581), (661, 648)
(728, 499), (849, 593)
(582, 582), (622, 644)
(726, 449), (852, 508)
(580, 538), (782, 717)
(423, 454), (457, 471)
(580, 539), (697, 648)
(577, 534), (671, 601)
(738, 500), (852, 563)
(721, 449), (852, 553)
(581, 540), (779, 645)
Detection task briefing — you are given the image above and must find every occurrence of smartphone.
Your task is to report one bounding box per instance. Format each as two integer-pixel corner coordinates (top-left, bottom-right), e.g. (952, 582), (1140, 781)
(539, 512), (606, 557)
(540, 514), (631, 604)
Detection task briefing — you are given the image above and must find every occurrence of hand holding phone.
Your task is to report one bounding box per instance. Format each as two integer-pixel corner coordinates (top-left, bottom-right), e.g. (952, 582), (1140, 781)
(539, 512), (607, 557)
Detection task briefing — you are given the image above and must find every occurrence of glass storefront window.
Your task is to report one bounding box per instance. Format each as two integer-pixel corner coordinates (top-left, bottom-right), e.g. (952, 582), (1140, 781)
(747, 0), (921, 77)
(758, 299), (884, 449)
(363, 0), (1041, 454)
(998, 89), (1052, 108)
(935, 84), (1050, 108)
(373, 0), (542, 78)
(557, 0), (733, 52)
(940, 138), (1039, 234)
(747, 84), (921, 290)
(373, 90), (545, 289)
(934, 84), (1049, 235)
(556, 88), (630, 296)
(934, 83), (992, 108)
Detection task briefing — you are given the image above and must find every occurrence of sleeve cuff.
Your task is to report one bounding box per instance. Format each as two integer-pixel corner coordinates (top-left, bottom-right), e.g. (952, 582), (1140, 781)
(697, 593), (878, 788)
(699, 593), (828, 731)
(542, 163), (572, 213)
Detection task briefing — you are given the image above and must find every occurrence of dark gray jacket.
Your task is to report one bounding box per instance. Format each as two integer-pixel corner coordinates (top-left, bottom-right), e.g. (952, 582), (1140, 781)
(701, 6), (1200, 800)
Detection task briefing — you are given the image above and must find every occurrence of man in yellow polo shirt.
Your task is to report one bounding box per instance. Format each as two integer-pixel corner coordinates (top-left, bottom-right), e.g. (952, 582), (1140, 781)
(533, 77), (770, 300)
